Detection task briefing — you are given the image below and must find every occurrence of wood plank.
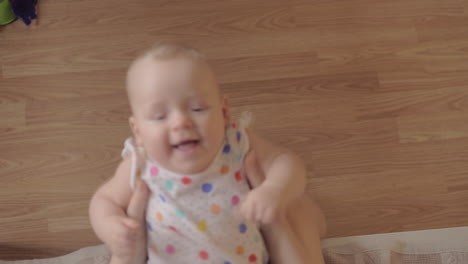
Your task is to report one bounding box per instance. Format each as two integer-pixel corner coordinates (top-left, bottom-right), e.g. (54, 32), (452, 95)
(356, 87), (468, 120)
(422, 39), (468, 73)
(378, 68), (468, 92)
(222, 71), (378, 105)
(294, 0), (464, 23)
(311, 138), (468, 178)
(415, 16), (468, 42)
(3, 32), (322, 79)
(398, 112), (468, 143)
(309, 167), (455, 236)
(0, 103), (25, 127)
(213, 52), (319, 83)
(0, 69), (126, 103)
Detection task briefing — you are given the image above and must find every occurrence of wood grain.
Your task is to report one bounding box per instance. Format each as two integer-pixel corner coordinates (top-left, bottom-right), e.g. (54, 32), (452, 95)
(0, 103), (25, 127)
(1, 0), (468, 260)
(398, 112), (468, 143)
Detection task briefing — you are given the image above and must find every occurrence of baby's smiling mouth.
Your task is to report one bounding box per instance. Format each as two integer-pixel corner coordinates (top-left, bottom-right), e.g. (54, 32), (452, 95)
(172, 139), (201, 150)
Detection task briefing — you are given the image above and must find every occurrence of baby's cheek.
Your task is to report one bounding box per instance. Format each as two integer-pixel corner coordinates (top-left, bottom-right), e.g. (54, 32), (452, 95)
(205, 127), (224, 149)
(147, 139), (170, 162)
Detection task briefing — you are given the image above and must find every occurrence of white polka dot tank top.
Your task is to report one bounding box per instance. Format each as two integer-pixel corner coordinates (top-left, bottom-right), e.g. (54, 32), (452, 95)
(121, 113), (269, 264)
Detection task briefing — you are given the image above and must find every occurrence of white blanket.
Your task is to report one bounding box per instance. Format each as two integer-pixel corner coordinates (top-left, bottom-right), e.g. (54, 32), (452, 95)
(322, 226), (468, 264)
(2, 227), (468, 264)
(0, 246), (111, 264)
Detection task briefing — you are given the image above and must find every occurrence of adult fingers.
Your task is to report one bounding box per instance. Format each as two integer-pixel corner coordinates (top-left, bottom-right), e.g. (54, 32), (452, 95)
(126, 180), (150, 221)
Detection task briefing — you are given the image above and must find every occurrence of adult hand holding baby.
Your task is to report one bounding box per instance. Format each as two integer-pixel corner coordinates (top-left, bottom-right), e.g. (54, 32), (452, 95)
(108, 181), (150, 264)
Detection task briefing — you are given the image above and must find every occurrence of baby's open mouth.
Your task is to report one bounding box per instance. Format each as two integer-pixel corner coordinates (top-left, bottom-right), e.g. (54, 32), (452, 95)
(173, 140), (200, 150)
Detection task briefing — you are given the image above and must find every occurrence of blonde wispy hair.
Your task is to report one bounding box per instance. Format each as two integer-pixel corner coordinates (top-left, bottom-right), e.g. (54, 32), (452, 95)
(126, 41), (208, 93)
(132, 41), (206, 65)
(125, 42), (219, 113)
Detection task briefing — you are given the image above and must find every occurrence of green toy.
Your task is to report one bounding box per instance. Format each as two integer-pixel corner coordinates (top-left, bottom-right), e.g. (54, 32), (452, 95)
(0, 0), (16, 25)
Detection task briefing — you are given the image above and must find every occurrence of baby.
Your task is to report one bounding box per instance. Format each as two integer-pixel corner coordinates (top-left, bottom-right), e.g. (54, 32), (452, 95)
(89, 43), (326, 264)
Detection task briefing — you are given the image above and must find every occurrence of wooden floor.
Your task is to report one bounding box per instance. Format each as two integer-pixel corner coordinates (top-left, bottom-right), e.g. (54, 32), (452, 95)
(1, 0), (468, 260)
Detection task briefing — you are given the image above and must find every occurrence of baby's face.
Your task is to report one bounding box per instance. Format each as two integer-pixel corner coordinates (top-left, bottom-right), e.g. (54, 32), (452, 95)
(127, 57), (228, 175)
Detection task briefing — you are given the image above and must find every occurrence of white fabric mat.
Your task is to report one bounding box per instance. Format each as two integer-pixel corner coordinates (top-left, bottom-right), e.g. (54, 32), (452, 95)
(322, 226), (468, 264)
(0, 245), (111, 264)
(1, 227), (467, 263)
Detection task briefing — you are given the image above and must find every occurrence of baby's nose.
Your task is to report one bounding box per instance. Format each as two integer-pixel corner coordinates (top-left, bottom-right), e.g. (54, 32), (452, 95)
(172, 111), (193, 130)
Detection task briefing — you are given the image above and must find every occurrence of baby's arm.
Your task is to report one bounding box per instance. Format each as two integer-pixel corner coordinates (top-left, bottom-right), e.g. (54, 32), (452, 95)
(89, 157), (149, 264)
(90, 157), (133, 241)
(241, 129), (306, 223)
(248, 129), (306, 201)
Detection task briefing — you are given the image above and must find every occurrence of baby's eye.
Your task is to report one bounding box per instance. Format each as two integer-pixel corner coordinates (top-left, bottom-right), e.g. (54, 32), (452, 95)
(191, 107), (205, 112)
(152, 114), (166, 120)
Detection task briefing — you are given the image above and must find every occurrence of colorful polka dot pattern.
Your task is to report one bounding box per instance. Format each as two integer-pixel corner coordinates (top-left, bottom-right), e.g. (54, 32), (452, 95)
(126, 114), (267, 263)
(202, 183), (213, 193)
(211, 204), (221, 215)
(199, 250), (209, 260)
(150, 166), (159, 176)
(164, 180), (174, 190)
(249, 254), (257, 262)
(239, 223), (247, 233)
(156, 211), (164, 222)
(175, 208), (185, 219)
(181, 177), (192, 185)
(197, 221), (207, 232)
(151, 245), (158, 255)
(166, 244), (175, 254)
(220, 165), (230, 174)
(235, 170), (242, 182)
(232, 195), (240, 206)
(223, 144), (231, 154)
(236, 245), (244, 255)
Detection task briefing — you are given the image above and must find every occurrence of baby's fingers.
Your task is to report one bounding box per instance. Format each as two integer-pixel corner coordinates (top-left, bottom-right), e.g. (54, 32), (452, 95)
(261, 207), (275, 225)
(255, 203), (272, 224)
(239, 200), (251, 220)
(240, 199), (255, 222)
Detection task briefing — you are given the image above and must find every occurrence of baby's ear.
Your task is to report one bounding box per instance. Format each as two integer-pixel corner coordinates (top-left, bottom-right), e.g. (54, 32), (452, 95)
(222, 95), (231, 127)
(129, 116), (144, 147)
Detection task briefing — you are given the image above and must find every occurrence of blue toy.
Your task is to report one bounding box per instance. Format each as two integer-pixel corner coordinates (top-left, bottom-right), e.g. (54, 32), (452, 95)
(10, 0), (37, 25)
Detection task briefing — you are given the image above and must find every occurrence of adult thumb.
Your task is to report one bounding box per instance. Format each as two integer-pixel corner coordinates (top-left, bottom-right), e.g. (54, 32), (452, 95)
(126, 180), (150, 221)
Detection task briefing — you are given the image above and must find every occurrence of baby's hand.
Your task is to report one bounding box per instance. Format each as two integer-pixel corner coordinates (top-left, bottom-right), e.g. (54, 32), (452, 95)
(241, 150), (286, 224)
(107, 181), (150, 262)
(240, 184), (285, 225)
